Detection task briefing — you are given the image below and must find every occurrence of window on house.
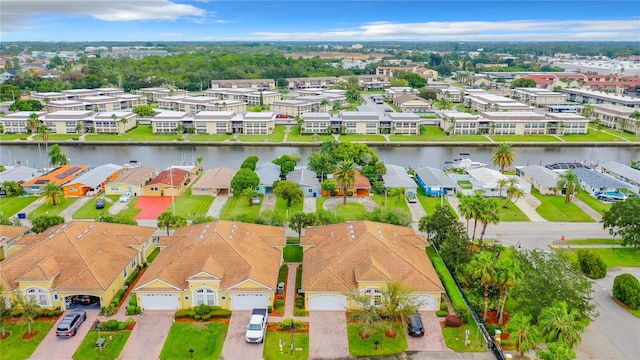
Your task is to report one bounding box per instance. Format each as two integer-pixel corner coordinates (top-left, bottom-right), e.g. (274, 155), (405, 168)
(124, 268), (128, 279)
(26, 288), (48, 306)
(195, 288), (216, 306)
(364, 288), (383, 306)
(131, 258), (137, 268)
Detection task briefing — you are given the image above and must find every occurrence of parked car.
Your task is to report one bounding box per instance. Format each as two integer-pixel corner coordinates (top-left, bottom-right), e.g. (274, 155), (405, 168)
(95, 199), (105, 209)
(56, 310), (86, 337)
(251, 196), (261, 206)
(407, 194), (418, 203)
(405, 313), (425, 337)
(384, 108), (394, 112)
(245, 308), (268, 343)
(119, 192), (132, 203)
(85, 190), (95, 197)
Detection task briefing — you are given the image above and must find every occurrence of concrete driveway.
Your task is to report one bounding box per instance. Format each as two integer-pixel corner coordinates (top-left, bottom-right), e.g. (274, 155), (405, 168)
(406, 312), (449, 352)
(29, 310), (99, 360)
(221, 311), (264, 360)
(119, 311), (174, 360)
(309, 311), (350, 360)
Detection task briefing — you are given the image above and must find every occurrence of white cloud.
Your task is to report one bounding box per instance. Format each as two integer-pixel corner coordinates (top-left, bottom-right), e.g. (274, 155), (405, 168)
(1, 0), (206, 33)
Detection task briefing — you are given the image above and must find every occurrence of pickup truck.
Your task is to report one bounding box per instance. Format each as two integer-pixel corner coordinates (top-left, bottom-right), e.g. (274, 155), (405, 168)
(245, 308), (268, 343)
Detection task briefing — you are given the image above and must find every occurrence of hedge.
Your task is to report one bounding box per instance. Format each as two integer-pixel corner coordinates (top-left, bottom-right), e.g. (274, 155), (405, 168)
(278, 264), (288, 285)
(430, 255), (466, 309)
(174, 308), (231, 320)
(147, 248), (161, 263)
(613, 273), (640, 310)
(577, 249), (607, 279)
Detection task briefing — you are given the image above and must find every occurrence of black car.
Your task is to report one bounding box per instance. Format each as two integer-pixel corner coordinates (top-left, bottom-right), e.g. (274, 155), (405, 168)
(95, 199), (105, 209)
(56, 310), (87, 337)
(405, 313), (425, 337)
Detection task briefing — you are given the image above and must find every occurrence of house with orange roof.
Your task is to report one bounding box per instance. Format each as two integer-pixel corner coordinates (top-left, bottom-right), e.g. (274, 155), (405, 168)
(63, 163), (122, 197)
(0, 225), (30, 260)
(133, 221), (285, 310)
(21, 165), (89, 195)
(142, 168), (190, 197)
(331, 171), (371, 197)
(0, 221), (156, 310)
(300, 221), (444, 311)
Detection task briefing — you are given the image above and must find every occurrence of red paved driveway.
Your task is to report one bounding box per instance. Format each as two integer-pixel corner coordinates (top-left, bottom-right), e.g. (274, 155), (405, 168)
(134, 197), (173, 220)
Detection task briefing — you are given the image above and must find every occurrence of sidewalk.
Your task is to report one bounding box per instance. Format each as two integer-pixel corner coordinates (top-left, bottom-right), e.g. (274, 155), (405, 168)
(261, 194), (277, 212)
(303, 197), (316, 213)
(270, 263), (309, 322)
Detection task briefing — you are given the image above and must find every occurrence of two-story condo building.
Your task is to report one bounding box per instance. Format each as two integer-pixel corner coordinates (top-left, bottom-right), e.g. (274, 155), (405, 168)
(562, 88), (640, 109)
(592, 104), (640, 135)
(210, 78), (276, 90)
(512, 88), (567, 107)
(136, 87), (189, 102)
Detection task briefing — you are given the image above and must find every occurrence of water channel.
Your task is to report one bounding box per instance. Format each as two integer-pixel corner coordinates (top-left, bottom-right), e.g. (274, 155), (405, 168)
(2, 143), (639, 170)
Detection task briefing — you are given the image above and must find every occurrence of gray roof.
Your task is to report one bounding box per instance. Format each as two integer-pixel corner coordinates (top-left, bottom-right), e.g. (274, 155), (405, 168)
(70, 164), (122, 188)
(286, 169), (320, 188)
(573, 168), (633, 190)
(600, 161), (640, 185)
(520, 165), (559, 188)
(255, 163), (281, 187)
(0, 166), (38, 183)
(414, 166), (457, 188)
(382, 164), (416, 189)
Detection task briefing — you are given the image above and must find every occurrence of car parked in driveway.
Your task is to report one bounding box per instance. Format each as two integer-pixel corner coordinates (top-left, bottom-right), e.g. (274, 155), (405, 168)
(119, 192), (132, 203)
(251, 196), (261, 206)
(56, 310), (86, 337)
(95, 199), (105, 209)
(405, 313), (425, 337)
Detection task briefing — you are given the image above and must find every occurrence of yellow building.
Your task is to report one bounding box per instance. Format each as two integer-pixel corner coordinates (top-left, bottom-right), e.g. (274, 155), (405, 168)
(0, 225), (29, 260)
(0, 221), (156, 310)
(134, 221), (285, 310)
(301, 221), (444, 311)
(142, 168), (190, 197)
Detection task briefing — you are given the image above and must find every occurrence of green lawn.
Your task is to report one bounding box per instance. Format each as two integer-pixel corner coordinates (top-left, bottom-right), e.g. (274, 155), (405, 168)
(457, 180), (473, 190)
(601, 129), (639, 142)
(287, 127), (334, 142)
(72, 197), (114, 219)
(219, 195), (261, 220)
(187, 134), (234, 142)
(562, 238), (622, 245)
(172, 188), (215, 220)
(117, 197), (141, 219)
(498, 200), (530, 222)
(561, 247), (640, 268)
(389, 126), (489, 142)
(0, 196), (39, 217)
(575, 192), (612, 215)
(560, 130), (624, 142)
(347, 322), (407, 357)
(27, 197), (80, 219)
(530, 189), (595, 222)
(0, 321), (55, 360)
(160, 322), (227, 360)
(335, 202), (370, 221)
(236, 126), (286, 143)
(338, 134), (387, 142)
(416, 191), (457, 218)
(272, 196), (304, 220)
(263, 331), (309, 360)
(72, 330), (131, 360)
(283, 245), (303, 262)
(32, 134), (80, 141)
(442, 321), (487, 352)
(0, 134), (30, 140)
(372, 194), (409, 212)
(85, 126), (182, 141)
(489, 135), (562, 142)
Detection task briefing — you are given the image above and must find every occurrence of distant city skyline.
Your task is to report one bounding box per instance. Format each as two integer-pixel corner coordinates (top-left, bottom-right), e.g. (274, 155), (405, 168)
(1, 0), (639, 42)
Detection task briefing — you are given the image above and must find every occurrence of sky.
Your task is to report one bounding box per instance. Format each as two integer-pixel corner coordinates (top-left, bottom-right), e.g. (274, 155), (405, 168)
(1, 0), (639, 42)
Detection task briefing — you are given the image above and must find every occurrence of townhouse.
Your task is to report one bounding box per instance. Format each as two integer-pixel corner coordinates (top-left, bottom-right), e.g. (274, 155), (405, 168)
(463, 92), (532, 112)
(150, 111), (276, 135)
(591, 104), (640, 134)
(562, 88), (640, 109)
(383, 112), (421, 135)
(43, 94), (147, 113)
(300, 112), (333, 134)
(438, 110), (588, 135)
(392, 94), (432, 113)
(384, 87), (420, 100)
(286, 76), (338, 90)
(0, 111), (47, 134)
(151, 110), (189, 134)
(136, 87), (189, 102)
(437, 88), (463, 103)
(210, 78), (276, 90)
(341, 111), (380, 134)
(339, 74), (390, 90)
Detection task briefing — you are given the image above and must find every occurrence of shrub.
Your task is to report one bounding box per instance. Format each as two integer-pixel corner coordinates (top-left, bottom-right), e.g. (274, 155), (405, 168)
(210, 310), (232, 318)
(440, 299), (449, 311)
(128, 296), (137, 307)
(278, 318), (307, 330)
(296, 265), (303, 290)
(453, 304), (470, 324)
(278, 265), (288, 284)
(111, 289), (126, 306)
(293, 308), (307, 316)
(126, 306), (137, 315)
(486, 324), (502, 336)
(613, 273), (640, 310)
(295, 296), (304, 308)
(195, 304), (212, 316)
(125, 267), (141, 286)
(436, 310), (449, 317)
(38, 309), (55, 318)
(175, 309), (196, 319)
(101, 304), (117, 317)
(274, 299), (285, 308)
(100, 319), (121, 331)
(430, 254), (466, 309)
(53, 310), (63, 317)
(194, 314), (202, 321)
(445, 315), (462, 327)
(201, 313), (211, 321)
(147, 248), (161, 263)
(577, 249), (607, 279)
(268, 305), (273, 313)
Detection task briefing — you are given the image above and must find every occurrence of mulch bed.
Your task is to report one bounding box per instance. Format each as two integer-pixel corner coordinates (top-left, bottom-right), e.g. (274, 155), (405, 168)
(0, 332), (10, 340)
(266, 323), (309, 333)
(174, 318), (231, 325)
(117, 267), (147, 310)
(126, 322), (136, 330)
(22, 330), (38, 339)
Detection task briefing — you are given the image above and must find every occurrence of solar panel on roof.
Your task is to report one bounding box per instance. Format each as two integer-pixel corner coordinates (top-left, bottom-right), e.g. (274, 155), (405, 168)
(56, 174), (67, 179)
(35, 179), (48, 184)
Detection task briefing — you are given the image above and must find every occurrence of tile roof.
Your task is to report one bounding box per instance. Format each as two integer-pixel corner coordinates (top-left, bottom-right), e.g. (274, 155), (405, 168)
(0, 221), (155, 291)
(192, 167), (237, 189)
(301, 221), (444, 293)
(353, 171), (371, 189)
(0, 225), (30, 244)
(148, 168), (189, 186)
(135, 221), (285, 292)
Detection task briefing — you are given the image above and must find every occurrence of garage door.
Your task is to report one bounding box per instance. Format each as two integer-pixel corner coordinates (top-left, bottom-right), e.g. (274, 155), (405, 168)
(416, 294), (438, 311)
(308, 294), (347, 311)
(141, 293), (179, 310)
(231, 294), (269, 310)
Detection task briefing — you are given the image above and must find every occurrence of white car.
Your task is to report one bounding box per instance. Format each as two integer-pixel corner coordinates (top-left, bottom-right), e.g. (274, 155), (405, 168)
(119, 193), (132, 203)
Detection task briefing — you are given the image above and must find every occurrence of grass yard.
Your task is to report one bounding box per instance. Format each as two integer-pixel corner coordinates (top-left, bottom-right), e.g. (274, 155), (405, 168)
(561, 130), (624, 142)
(0, 321), (55, 360)
(389, 126), (489, 142)
(72, 197), (114, 219)
(171, 188), (215, 220)
(187, 134), (234, 142)
(498, 201), (530, 222)
(237, 126), (286, 143)
(457, 180), (473, 190)
(442, 321), (487, 352)
(219, 195), (261, 220)
(416, 191), (457, 218)
(0, 196), (39, 217)
(338, 134), (387, 142)
(27, 197), (79, 219)
(530, 189), (595, 222)
(562, 238), (622, 245)
(283, 245), (303, 262)
(347, 322), (407, 357)
(72, 330), (131, 360)
(86, 126), (182, 141)
(287, 127), (335, 143)
(160, 322), (227, 360)
(575, 192), (612, 215)
(490, 135), (562, 143)
(117, 197), (142, 219)
(335, 202), (369, 221)
(272, 196), (303, 220)
(561, 247), (640, 268)
(0, 134), (29, 140)
(601, 129), (639, 142)
(263, 331), (309, 360)
(372, 194), (409, 212)
(32, 134), (80, 141)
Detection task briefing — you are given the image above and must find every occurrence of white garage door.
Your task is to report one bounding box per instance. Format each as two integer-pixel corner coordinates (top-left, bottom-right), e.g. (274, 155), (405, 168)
(231, 294), (269, 310)
(416, 294), (438, 311)
(308, 294), (347, 311)
(141, 293), (179, 310)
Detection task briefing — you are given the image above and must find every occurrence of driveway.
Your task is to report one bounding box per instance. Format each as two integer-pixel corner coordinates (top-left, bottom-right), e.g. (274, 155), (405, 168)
(322, 197), (378, 211)
(119, 311), (174, 360)
(309, 311), (349, 360)
(29, 310), (99, 360)
(406, 312), (449, 352)
(221, 311), (264, 360)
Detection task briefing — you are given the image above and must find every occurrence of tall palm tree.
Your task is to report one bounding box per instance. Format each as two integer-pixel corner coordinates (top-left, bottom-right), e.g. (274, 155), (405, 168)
(457, 195), (474, 235)
(581, 103), (594, 120)
(478, 199), (501, 241)
(505, 313), (540, 358)
(41, 181), (64, 206)
(48, 144), (68, 166)
(467, 251), (497, 320)
(495, 258), (523, 325)
(497, 178), (508, 197)
(38, 124), (50, 168)
(492, 143), (516, 173)
(27, 112), (41, 135)
(557, 169), (580, 204)
(538, 301), (585, 347)
(629, 110), (640, 137)
(333, 161), (357, 206)
(470, 192), (486, 241)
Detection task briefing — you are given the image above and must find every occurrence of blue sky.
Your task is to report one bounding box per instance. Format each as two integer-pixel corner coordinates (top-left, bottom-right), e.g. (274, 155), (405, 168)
(2, 1), (639, 42)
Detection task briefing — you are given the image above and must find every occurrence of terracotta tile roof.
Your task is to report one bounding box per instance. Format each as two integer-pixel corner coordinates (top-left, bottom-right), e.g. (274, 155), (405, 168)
(0, 221), (155, 291)
(148, 168), (188, 186)
(135, 221), (285, 292)
(354, 171), (371, 189)
(301, 221), (444, 293)
(0, 225), (30, 245)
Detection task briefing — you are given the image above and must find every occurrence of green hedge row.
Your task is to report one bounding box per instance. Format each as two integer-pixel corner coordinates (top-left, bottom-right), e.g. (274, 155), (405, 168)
(98, 318), (135, 331)
(147, 248), (161, 263)
(175, 308), (232, 320)
(429, 253), (467, 309)
(10, 309), (63, 318)
(278, 265), (288, 285)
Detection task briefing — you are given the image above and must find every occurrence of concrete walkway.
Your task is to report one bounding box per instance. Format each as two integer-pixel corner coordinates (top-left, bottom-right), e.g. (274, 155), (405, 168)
(407, 197), (427, 221)
(512, 194), (546, 222)
(206, 194), (228, 218)
(14, 197), (45, 223)
(303, 197), (316, 213)
(59, 197), (91, 221)
(572, 196), (602, 222)
(261, 194), (277, 212)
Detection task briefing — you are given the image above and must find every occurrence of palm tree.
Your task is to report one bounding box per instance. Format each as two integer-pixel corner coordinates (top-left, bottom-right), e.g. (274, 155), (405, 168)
(295, 115), (303, 135)
(538, 301), (585, 347)
(495, 258), (523, 325)
(333, 161), (357, 206)
(48, 144), (68, 166)
(619, 118), (628, 134)
(557, 169), (580, 204)
(469, 192), (486, 241)
(467, 251), (497, 320)
(457, 195), (474, 235)
(497, 178), (508, 197)
(478, 199), (500, 241)
(27, 112), (41, 135)
(629, 110), (640, 137)
(13, 294), (41, 335)
(492, 143), (516, 173)
(581, 103), (594, 120)
(196, 156), (203, 168)
(505, 313), (540, 359)
(38, 124), (50, 168)
(41, 181), (64, 206)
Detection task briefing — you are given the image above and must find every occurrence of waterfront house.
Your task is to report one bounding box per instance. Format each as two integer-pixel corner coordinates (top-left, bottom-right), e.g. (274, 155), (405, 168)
(0, 165), (38, 185)
(516, 165), (560, 195)
(599, 161), (640, 194)
(414, 166), (457, 196)
(21, 165), (89, 195)
(63, 163), (122, 197)
(573, 168), (634, 196)
(255, 163), (282, 194)
(191, 167), (237, 196)
(105, 165), (156, 197)
(142, 168), (190, 197)
(287, 169), (321, 197)
(382, 164), (418, 194)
